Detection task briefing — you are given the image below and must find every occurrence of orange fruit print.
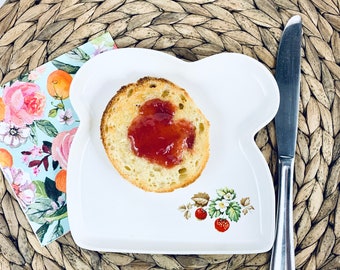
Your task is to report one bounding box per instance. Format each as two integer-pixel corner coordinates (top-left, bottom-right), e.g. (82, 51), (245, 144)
(0, 148), (13, 168)
(55, 169), (67, 193)
(47, 70), (72, 100)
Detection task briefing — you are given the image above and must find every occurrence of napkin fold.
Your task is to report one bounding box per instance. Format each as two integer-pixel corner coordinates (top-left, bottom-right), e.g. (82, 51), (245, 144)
(0, 32), (116, 246)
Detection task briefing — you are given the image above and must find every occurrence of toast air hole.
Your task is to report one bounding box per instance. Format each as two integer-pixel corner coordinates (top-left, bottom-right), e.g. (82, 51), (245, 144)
(199, 123), (205, 133)
(127, 89), (133, 97)
(161, 90), (169, 97)
(178, 167), (187, 174)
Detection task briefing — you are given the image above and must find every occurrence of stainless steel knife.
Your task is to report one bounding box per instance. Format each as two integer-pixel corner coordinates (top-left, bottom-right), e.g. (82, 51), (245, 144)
(270, 15), (302, 270)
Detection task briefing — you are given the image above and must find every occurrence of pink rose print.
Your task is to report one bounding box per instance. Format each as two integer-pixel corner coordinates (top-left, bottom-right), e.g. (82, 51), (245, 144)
(2, 81), (46, 126)
(3, 167), (36, 209)
(51, 127), (77, 170)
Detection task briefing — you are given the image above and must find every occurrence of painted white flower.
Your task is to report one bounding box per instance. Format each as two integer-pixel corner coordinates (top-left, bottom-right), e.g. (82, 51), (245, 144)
(2, 167), (36, 209)
(214, 199), (229, 212)
(224, 192), (235, 201)
(0, 122), (30, 147)
(58, 109), (74, 125)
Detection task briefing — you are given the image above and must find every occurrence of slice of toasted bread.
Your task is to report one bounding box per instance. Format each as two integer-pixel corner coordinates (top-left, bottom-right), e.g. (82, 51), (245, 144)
(100, 77), (209, 192)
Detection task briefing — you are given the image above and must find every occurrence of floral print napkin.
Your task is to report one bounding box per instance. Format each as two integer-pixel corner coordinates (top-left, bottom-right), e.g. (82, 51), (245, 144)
(0, 33), (116, 245)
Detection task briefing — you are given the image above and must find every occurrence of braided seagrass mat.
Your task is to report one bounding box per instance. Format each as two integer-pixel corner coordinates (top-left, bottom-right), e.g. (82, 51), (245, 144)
(0, 0), (339, 269)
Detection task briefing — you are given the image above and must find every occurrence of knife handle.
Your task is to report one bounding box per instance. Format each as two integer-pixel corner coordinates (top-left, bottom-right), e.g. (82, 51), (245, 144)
(270, 157), (295, 270)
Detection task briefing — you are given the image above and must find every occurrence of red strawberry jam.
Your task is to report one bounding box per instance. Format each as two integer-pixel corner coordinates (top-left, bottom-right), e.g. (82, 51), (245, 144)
(128, 98), (195, 168)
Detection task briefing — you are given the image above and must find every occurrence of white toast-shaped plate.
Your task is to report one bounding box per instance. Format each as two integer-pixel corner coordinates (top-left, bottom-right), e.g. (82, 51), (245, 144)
(67, 48), (279, 254)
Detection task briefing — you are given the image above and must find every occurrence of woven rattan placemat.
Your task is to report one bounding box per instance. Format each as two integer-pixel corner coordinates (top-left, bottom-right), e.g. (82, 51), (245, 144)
(0, 0), (339, 269)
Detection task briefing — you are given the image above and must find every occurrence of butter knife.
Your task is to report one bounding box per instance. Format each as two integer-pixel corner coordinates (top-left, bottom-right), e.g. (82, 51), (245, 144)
(270, 15), (302, 270)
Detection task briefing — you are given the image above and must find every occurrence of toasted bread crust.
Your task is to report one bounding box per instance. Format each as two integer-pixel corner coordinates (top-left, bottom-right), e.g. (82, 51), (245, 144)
(100, 77), (210, 192)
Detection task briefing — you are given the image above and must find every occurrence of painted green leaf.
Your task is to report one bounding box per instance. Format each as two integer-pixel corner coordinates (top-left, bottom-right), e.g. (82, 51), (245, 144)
(52, 160), (59, 170)
(48, 108), (58, 118)
(46, 204), (67, 222)
(35, 120), (58, 137)
(45, 177), (62, 202)
(33, 180), (48, 198)
(208, 202), (221, 218)
(36, 222), (49, 243)
(26, 197), (54, 224)
(226, 202), (241, 222)
(57, 102), (64, 109)
(90, 33), (114, 48)
(216, 187), (236, 200)
(208, 202), (215, 218)
(17, 73), (30, 83)
(29, 122), (38, 145)
(52, 60), (80, 74)
(53, 222), (64, 238)
(71, 48), (90, 62)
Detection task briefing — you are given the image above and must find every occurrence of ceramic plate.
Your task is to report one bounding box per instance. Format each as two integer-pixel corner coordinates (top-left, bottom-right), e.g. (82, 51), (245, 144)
(67, 48), (279, 254)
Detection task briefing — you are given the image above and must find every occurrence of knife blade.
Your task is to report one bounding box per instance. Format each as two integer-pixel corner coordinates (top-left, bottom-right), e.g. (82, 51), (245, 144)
(270, 15), (302, 270)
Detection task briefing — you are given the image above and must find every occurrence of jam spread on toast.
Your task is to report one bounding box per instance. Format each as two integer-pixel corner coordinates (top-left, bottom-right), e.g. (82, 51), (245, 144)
(128, 98), (195, 167)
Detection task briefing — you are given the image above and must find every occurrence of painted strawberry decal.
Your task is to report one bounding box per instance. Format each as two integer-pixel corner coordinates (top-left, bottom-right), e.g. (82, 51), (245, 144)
(195, 208), (207, 220)
(214, 218), (230, 232)
(179, 186), (254, 232)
